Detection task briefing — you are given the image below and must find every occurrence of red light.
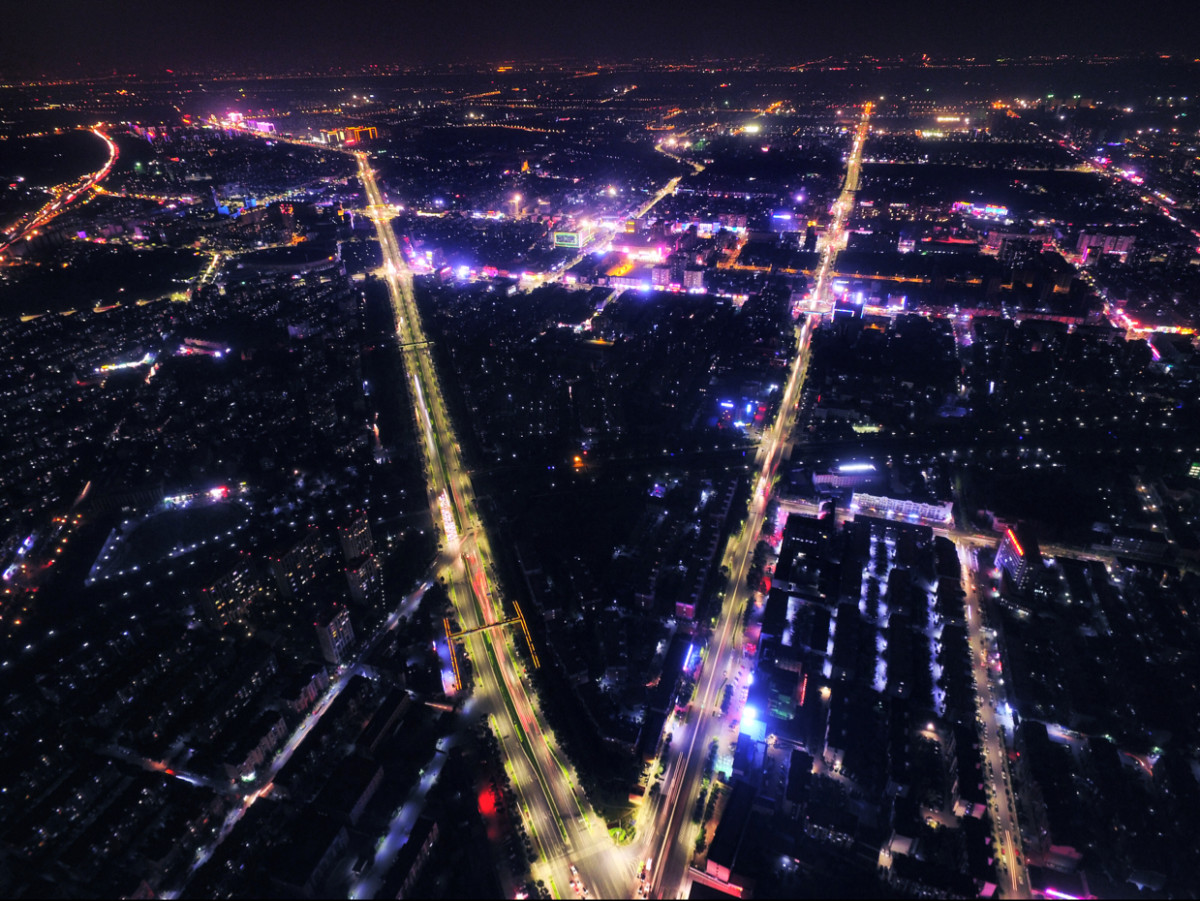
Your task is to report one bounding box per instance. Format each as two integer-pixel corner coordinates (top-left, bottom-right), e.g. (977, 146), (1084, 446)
(1005, 528), (1024, 557)
(478, 786), (496, 817)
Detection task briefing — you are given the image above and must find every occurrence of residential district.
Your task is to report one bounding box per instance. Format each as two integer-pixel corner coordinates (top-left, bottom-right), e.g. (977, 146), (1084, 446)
(2, 55), (1200, 900)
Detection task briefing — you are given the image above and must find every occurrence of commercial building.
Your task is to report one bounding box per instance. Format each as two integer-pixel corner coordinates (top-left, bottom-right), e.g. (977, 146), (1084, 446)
(996, 523), (1041, 591)
(1076, 231), (1135, 265)
(813, 462), (880, 491)
(705, 779), (757, 888)
(849, 493), (955, 526)
(321, 126), (378, 144)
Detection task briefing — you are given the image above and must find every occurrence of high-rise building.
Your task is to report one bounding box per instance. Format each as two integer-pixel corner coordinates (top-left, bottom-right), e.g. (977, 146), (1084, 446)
(199, 552), (267, 629)
(338, 511), (373, 562)
(269, 528), (328, 599)
(997, 234), (1044, 269)
(668, 251), (688, 285)
(346, 554), (383, 606)
(996, 524), (1041, 592)
(316, 607), (355, 665)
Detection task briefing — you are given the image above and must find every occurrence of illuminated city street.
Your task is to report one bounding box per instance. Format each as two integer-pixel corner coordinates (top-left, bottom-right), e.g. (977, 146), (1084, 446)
(358, 153), (634, 900)
(644, 103), (870, 900)
(0, 127), (117, 257)
(956, 541), (1029, 898)
(5, 29), (1200, 901)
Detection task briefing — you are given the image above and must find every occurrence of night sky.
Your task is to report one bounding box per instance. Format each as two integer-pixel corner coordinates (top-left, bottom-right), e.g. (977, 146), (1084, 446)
(3, 0), (1199, 75)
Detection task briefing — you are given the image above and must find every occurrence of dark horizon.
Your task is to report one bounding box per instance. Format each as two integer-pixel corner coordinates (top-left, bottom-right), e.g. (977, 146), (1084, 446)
(6, 0), (1200, 77)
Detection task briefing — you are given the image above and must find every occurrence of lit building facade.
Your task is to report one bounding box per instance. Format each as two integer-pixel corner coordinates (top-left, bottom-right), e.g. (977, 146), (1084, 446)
(996, 524), (1041, 591)
(316, 607), (355, 665)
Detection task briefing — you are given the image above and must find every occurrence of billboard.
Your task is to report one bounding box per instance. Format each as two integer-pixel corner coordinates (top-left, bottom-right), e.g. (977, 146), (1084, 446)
(553, 231), (583, 248)
(952, 200), (1009, 220)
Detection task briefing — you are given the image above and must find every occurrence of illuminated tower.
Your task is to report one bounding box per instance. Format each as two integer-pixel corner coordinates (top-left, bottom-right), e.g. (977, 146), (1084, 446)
(346, 554), (383, 606)
(338, 510), (374, 562)
(996, 524), (1040, 592)
(316, 606), (355, 665)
